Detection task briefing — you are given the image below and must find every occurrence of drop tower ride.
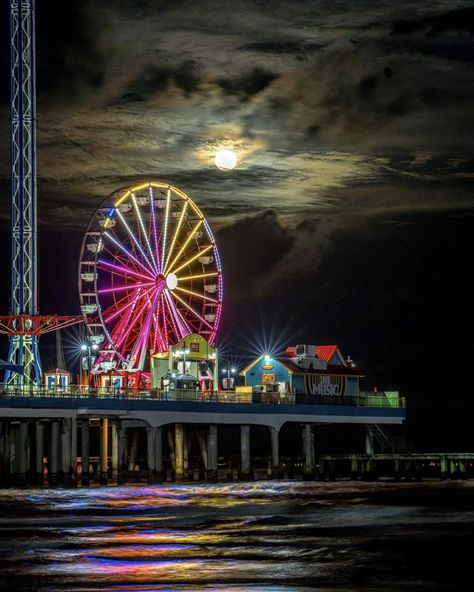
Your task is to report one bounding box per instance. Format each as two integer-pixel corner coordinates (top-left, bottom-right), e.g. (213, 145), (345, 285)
(1, 1), (81, 386)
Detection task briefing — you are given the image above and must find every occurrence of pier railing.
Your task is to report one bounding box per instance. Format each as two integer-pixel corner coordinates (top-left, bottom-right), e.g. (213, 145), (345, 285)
(0, 383), (405, 408)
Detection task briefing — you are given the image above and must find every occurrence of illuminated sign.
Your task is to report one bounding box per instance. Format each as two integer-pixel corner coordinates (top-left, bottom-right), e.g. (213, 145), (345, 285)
(304, 374), (346, 396)
(262, 363), (274, 370)
(261, 373), (276, 384)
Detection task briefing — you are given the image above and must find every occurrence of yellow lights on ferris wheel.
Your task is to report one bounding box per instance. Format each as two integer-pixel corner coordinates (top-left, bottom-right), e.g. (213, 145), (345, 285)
(164, 219), (204, 276)
(171, 244), (213, 276)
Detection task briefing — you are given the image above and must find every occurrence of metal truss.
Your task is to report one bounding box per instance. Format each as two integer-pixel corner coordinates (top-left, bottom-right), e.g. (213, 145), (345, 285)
(6, 1), (39, 385)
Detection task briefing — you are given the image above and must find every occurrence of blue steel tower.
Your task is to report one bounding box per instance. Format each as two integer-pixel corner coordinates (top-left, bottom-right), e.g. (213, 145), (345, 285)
(5, 0), (40, 384)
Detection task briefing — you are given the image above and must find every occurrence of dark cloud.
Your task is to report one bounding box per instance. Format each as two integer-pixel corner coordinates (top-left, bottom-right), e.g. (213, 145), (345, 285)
(391, 7), (474, 37)
(36, 0), (105, 101)
(239, 40), (325, 56)
(118, 60), (202, 104)
(217, 68), (278, 98)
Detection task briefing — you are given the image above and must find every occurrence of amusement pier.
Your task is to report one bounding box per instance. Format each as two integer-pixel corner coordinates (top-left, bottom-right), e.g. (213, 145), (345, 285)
(0, 2), (470, 487)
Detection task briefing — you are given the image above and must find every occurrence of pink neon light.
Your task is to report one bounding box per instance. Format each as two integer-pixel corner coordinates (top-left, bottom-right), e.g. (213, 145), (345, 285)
(97, 259), (154, 281)
(103, 286), (154, 324)
(171, 291), (214, 330)
(149, 189), (162, 275)
(113, 295), (151, 350)
(135, 287), (162, 368)
(163, 290), (184, 340)
(98, 281), (155, 294)
(164, 289), (189, 338)
(104, 231), (155, 278)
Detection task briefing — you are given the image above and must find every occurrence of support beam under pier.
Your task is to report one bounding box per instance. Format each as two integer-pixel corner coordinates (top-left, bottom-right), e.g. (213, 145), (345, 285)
(240, 425), (250, 479)
(35, 420), (44, 485)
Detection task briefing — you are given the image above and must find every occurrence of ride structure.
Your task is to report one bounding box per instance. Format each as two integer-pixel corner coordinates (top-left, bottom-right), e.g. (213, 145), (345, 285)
(79, 182), (223, 376)
(1, 1), (81, 385)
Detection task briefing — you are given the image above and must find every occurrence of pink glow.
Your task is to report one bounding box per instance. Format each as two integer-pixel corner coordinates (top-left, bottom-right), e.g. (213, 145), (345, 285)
(149, 188), (162, 275)
(170, 291), (213, 330)
(104, 231), (156, 277)
(98, 281), (155, 294)
(103, 286), (154, 324)
(97, 259), (154, 281)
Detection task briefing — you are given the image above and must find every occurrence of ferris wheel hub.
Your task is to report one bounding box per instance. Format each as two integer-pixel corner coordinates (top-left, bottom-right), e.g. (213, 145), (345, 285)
(165, 272), (178, 290)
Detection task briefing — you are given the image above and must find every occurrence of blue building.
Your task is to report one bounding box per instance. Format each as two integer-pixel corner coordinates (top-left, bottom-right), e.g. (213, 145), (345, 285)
(241, 344), (400, 406)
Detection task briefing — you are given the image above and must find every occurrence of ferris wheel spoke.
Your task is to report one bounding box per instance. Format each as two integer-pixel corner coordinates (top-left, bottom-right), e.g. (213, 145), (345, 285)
(160, 293), (170, 350)
(97, 259), (154, 282)
(170, 291), (214, 330)
(174, 285), (219, 303)
(115, 209), (156, 276)
(168, 291), (193, 336)
(171, 244), (213, 276)
(163, 200), (188, 275)
(98, 281), (155, 294)
(113, 294), (151, 351)
(132, 192), (159, 274)
(152, 299), (166, 352)
(160, 188), (171, 273)
(164, 289), (190, 338)
(103, 286), (154, 324)
(149, 187), (162, 274)
(178, 272), (219, 281)
(104, 231), (156, 278)
(164, 219), (203, 276)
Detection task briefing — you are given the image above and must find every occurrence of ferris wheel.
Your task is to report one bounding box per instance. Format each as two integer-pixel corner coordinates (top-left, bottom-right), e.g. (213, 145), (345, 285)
(78, 182), (223, 371)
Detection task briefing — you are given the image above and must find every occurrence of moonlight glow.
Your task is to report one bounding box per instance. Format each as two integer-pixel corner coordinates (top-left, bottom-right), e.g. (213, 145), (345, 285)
(215, 149), (237, 171)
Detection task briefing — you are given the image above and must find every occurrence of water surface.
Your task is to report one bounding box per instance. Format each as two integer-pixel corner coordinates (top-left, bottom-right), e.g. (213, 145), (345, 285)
(0, 481), (473, 591)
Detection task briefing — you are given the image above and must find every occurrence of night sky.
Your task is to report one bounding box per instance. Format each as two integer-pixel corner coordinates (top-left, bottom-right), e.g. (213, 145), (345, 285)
(0, 1), (473, 449)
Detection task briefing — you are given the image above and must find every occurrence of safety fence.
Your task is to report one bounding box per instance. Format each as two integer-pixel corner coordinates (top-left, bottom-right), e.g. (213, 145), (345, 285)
(0, 383), (405, 408)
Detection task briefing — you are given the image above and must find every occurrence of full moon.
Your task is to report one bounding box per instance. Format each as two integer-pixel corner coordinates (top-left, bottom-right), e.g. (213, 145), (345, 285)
(214, 149), (237, 171)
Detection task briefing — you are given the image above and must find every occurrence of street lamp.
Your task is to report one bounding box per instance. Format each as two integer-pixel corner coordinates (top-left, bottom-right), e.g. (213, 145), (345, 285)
(81, 342), (99, 375)
(175, 348), (190, 373)
(222, 366), (236, 390)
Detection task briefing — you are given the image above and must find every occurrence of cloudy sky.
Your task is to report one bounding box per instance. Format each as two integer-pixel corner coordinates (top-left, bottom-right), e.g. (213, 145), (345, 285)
(0, 1), (473, 445)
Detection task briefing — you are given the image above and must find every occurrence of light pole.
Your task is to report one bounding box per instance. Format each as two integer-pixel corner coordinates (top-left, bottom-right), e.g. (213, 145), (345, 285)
(221, 366), (236, 390)
(81, 341), (98, 386)
(175, 348), (190, 374)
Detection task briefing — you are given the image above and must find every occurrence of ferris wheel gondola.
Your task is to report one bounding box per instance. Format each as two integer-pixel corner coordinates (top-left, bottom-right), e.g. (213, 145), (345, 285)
(78, 182), (223, 372)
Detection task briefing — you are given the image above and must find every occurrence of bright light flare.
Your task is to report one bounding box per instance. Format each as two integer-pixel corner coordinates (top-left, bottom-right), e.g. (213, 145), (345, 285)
(215, 149), (237, 171)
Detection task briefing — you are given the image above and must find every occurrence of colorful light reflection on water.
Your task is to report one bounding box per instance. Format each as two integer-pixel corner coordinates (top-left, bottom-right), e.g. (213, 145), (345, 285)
(0, 481), (473, 591)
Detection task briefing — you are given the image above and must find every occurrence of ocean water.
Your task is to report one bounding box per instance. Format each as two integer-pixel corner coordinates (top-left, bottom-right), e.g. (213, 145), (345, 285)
(0, 481), (473, 591)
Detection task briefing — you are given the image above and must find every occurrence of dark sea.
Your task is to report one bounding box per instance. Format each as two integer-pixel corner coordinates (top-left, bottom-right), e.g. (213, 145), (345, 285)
(0, 481), (473, 591)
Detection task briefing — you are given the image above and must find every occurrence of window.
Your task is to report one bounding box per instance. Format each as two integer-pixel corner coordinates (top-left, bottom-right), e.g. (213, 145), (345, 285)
(261, 373), (275, 384)
(190, 342), (200, 352)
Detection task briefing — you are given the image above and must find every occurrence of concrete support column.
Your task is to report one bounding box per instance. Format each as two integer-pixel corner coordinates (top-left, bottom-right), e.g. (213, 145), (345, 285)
(35, 421), (44, 484)
(50, 421), (60, 485)
(19, 422), (30, 482)
(197, 431), (208, 475)
(118, 426), (127, 484)
(81, 420), (90, 485)
(207, 424), (218, 480)
(303, 424), (315, 478)
(183, 429), (189, 475)
(365, 427), (375, 456)
(167, 429), (175, 473)
(61, 419), (71, 484)
(111, 421), (119, 484)
(240, 425), (250, 478)
(175, 423), (184, 481)
(100, 417), (109, 485)
(9, 424), (19, 478)
(128, 430), (140, 472)
(0, 421), (7, 485)
(146, 426), (155, 482)
(270, 427), (279, 478)
(70, 417), (77, 485)
(155, 427), (163, 480)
